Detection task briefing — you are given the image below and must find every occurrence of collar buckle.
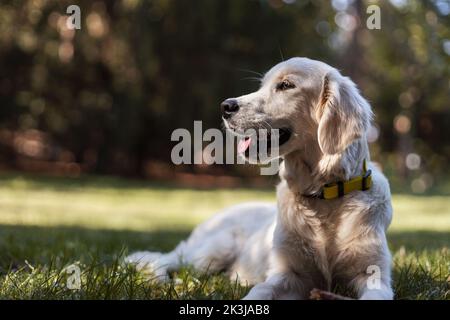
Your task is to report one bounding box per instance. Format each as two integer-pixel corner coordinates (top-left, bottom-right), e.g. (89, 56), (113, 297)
(362, 169), (372, 191)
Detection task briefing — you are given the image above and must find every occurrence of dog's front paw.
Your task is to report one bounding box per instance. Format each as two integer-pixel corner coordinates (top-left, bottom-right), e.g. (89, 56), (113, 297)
(242, 285), (274, 300)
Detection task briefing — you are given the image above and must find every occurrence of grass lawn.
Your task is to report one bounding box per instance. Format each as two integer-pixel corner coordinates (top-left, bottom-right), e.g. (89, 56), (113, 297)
(0, 173), (448, 300)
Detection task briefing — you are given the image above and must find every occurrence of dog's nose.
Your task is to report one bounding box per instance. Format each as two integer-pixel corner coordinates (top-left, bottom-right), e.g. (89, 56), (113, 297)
(221, 99), (240, 119)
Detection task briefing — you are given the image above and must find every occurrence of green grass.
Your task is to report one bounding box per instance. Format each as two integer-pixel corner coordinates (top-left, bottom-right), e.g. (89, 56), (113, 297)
(0, 173), (448, 299)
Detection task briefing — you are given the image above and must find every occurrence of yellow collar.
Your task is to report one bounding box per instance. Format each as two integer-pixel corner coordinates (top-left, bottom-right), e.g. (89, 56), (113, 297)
(305, 160), (372, 200)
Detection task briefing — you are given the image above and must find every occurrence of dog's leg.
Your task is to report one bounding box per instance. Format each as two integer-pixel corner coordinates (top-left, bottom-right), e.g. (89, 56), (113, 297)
(349, 239), (394, 300)
(349, 271), (394, 300)
(125, 249), (181, 282)
(126, 228), (238, 281)
(242, 273), (308, 300)
(356, 280), (394, 300)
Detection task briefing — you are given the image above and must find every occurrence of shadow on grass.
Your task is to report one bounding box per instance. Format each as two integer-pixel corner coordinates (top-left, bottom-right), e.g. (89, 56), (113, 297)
(388, 230), (450, 251)
(0, 224), (192, 269)
(1, 223), (448, 266)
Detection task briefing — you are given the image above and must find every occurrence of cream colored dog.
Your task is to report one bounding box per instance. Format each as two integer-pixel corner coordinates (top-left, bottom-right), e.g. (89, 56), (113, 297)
(126, 57), (394, 300)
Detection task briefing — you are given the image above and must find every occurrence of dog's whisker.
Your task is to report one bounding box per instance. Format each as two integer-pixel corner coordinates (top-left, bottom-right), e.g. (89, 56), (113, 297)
(240, 77), (263, 83)
(235, 68), (264, 78)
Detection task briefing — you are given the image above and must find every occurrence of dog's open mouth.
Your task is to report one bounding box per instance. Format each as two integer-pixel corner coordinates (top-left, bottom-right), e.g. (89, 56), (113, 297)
(237, 127), (291, 156)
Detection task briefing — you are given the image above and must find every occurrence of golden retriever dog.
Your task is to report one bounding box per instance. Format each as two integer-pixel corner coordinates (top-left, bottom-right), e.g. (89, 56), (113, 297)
(126, 57), (394, 300)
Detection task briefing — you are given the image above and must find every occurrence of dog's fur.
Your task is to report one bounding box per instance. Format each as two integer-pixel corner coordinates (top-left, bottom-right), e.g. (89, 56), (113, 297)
(126, 58), (394, 300)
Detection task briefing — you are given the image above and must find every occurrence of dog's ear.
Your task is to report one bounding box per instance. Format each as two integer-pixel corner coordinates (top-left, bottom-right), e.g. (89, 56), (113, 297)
(317, 70), (372, 155)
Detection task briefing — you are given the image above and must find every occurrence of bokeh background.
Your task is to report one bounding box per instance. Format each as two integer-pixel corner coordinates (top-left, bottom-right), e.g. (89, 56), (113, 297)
(0, 0), (449, 192)
(0, 0), (449, 300)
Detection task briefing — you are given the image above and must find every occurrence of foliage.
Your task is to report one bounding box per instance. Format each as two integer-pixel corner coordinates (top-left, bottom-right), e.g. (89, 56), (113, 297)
(0, 0), (448, 194)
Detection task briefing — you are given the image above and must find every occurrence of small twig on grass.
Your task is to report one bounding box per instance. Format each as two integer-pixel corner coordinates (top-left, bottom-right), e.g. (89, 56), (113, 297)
(309, 288), (354, 300)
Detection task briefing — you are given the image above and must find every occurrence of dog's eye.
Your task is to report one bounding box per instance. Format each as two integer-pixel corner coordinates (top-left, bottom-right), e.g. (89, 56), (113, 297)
(276, 80), (295, 91)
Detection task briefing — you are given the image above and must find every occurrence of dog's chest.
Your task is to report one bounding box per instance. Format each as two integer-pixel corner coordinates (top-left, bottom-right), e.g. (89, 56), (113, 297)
(278, 194), (352, 287)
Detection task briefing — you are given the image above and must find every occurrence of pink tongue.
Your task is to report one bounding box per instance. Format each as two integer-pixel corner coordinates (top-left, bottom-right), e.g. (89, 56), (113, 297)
(238, 137), (252, 154)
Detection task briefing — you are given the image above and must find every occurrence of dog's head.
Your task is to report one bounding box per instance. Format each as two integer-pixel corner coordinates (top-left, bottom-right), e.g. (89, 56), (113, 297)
(222, 57), (372, 162)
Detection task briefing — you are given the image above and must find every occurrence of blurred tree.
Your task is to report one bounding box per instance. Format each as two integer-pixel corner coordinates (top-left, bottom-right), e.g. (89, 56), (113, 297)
(0, 0), (448, 192)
